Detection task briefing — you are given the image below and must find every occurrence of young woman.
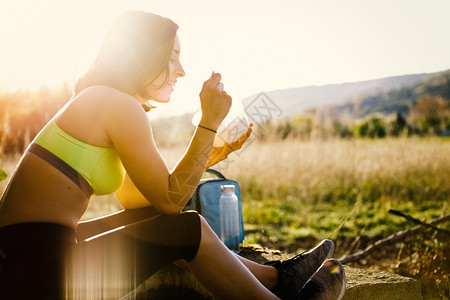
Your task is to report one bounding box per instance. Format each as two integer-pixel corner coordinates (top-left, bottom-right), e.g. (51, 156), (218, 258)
(0, 11), (345, 300)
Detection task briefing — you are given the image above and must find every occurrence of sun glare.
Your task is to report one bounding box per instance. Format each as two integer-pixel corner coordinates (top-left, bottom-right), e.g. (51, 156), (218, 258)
(0, 0), (449, 117)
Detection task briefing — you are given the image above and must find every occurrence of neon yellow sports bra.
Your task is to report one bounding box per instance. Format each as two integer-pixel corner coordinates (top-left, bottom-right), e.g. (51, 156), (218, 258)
(33, 119), (126, 196)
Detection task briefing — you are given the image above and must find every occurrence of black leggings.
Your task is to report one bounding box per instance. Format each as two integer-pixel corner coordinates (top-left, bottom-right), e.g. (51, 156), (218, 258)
(0, 209), (201, 300)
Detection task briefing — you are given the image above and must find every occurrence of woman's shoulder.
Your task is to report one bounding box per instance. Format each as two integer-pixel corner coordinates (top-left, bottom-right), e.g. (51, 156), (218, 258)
(78, 85), (135, 102)
(75, 85), (144, 114)
(60, 85), (147, 135)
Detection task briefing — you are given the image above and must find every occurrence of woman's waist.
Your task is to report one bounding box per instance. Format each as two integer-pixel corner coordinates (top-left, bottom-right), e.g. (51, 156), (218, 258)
(0, 153), (89, 230)
(0, 200), (86, 231)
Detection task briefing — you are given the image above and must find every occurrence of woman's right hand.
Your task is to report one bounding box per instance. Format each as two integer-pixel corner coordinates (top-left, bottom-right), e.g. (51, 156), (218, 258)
(198, 72), (232, 130)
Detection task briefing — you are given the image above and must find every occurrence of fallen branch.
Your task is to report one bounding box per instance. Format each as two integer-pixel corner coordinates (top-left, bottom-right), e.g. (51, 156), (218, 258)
(389, 209), (450, 236)
(339, 213), (450, 264)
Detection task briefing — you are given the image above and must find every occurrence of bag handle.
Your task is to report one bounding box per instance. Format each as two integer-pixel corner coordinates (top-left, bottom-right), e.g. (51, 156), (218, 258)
(205, 168), (226, 179)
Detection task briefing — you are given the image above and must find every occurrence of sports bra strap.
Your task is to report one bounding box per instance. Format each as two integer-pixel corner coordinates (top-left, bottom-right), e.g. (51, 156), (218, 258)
(27, 143), (94, 197)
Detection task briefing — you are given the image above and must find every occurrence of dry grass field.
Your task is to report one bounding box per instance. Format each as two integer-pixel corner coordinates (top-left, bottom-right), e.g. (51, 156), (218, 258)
(1, 137), (449, 298)
(159, 136), (450, 299)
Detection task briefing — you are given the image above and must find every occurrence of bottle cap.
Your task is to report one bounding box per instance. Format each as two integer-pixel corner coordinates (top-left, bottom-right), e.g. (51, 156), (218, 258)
(221, 185), (235, 193)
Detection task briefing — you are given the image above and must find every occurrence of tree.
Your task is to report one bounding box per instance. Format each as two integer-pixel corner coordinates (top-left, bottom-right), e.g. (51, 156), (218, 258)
(354, 114), (387, 138)
(289, 115), (314, 139)
(388, 111), (408, 136)
(409, 94), (450, 135)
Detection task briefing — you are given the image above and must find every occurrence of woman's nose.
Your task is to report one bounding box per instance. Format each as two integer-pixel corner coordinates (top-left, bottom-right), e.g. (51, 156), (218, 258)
(176, 63), (185, 78)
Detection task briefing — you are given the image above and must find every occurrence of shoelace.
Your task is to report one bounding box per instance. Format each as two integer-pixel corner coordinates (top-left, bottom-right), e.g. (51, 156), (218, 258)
(272, 250), (308, 277)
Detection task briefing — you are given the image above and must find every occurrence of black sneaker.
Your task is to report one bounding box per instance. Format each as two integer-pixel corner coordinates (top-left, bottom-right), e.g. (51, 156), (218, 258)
(297, 259), (346, 300)
(267, 239), (335, 300)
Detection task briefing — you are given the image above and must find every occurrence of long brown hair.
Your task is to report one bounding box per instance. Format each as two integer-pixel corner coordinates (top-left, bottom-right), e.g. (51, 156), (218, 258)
(74, 11), (178, 100)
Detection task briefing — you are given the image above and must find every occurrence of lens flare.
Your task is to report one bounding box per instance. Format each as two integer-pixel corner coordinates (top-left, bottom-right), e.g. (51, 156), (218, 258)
(324, 259), (342, 274)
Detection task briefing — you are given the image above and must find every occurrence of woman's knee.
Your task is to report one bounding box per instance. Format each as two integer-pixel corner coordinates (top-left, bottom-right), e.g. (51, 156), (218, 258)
(178, 211), (217, 242)
(176, 210), (202, 229)
(192, 213), (221, 242)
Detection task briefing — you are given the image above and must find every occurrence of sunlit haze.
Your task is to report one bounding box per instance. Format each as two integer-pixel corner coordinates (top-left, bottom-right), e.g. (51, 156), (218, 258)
(1, 0), (449, 118)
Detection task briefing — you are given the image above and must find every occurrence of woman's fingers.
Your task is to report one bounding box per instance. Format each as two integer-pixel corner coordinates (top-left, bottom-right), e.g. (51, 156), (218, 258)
(207, 124), (254, 168)
(210, 74), (226, 96)
(208, 72), (222, 87)
(229, 126), (253, 151)
(240, 124), (253, 141)
(199, 71), (232, 129)
(201, 71), (215, 88)
(245, 123), (254, 137)
(200, 72), (221, 94)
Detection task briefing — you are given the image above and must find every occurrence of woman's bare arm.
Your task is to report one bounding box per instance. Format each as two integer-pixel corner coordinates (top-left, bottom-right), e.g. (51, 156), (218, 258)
(107, 73), (230, 215)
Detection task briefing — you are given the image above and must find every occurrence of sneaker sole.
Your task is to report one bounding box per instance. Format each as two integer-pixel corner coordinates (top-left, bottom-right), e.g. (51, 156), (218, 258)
(326, 241), (335, 258)
(311, 239), (335, 259)
(336, 265), (346, 300)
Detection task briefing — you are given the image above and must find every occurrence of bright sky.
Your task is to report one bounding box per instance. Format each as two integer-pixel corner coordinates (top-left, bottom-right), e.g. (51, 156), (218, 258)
(1, 0), (450, 118)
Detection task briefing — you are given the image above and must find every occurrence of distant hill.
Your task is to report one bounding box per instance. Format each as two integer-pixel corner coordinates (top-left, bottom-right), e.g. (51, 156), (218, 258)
(151, 69), (450, 142)
(242, 70), (450, 121)
(335, 69), (450, 118)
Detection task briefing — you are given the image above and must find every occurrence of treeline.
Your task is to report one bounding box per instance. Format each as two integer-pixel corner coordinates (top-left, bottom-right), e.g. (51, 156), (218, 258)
(0, 84), (199, 155)
(1, 84), (449, 155)
(255, 94), (450, 140)
(0, 85), (196, 155)
(0, 86), (71, 154)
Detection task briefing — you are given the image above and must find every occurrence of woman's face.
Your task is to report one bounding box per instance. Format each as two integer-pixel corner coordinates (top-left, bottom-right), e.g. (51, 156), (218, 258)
(142, 35), (185, 103)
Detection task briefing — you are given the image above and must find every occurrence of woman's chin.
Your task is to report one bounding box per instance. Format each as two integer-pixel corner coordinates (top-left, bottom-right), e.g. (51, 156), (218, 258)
(152, 97), (171, 103)
(148, 88), (174, 103)
(148, 85), (175, 103)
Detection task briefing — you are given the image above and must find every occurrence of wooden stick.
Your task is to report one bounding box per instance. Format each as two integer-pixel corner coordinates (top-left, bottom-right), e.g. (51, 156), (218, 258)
(388, 209), (450, 236)
(339, 213), (450, 264)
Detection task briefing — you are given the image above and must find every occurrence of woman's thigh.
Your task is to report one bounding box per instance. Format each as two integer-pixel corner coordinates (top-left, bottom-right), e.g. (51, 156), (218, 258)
(69, 210), (201, 299)
(0, 223), (75, 300)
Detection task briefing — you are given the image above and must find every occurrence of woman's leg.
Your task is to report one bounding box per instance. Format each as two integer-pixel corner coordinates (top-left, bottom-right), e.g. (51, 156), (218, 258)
(76, 206), (159, 241)
(186, 216), (279, 300)
(0, 223), (75, 300)
(72, 211), (202, 298)
(176, 250), (279, 291)
(236, 255), (279, 290)
(75, 209), (280, 299)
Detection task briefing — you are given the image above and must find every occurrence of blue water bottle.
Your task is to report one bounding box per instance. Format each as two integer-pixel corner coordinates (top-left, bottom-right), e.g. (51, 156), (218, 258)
(219, 185), (240, 253)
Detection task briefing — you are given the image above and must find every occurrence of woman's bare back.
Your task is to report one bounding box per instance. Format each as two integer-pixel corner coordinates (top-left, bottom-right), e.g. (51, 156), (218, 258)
(0, 152), (89, 230)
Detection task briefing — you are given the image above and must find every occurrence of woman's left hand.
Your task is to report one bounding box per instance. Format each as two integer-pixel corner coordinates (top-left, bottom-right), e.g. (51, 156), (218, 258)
(205, 123), (253, 169)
